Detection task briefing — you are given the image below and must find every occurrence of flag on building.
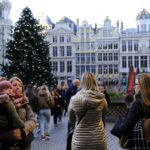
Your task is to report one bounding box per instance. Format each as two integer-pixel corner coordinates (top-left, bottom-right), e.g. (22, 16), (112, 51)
(126, 65), (135, 95)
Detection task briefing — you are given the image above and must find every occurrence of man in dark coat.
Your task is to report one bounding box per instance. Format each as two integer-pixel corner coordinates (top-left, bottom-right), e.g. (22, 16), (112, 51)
(66, 79), (80, 150)
(65, 79), (80, 107)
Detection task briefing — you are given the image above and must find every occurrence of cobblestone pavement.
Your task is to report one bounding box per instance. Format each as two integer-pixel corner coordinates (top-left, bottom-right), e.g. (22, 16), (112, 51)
(31, 115), (124, 150)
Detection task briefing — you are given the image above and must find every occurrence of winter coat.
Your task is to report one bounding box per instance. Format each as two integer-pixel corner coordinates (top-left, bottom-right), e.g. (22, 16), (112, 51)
(113, 100), (150, 135)
(66, 84), (78, 106)
(37, 85), (54, 110)
(0, 96), (36, 149)
(68, 89), (108, 150)
(25, 89), (39, 114)
(112, 99), (150, 149)
(0, 94), (24, 130)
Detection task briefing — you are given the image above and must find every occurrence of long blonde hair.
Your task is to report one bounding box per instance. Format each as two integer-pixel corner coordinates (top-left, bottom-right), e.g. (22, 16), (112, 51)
(9, 77), (24, 91)
(80, 72), (99, 91)
(138, 74), (150, 109)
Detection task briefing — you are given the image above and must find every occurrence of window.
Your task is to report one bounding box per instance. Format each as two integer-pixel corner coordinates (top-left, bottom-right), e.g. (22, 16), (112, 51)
(103, 65), (108, 74)
(114, 53), (118, 61)
(98, 53), (102, 61)
(52, 46), (57, 57)
(98, 65), (102, 74)
(134, 56), (139, 68)
(103, 53), (107, 61)
(97, 41), (102, 49)
(59, 46), (64, 56)
(141, 24), (146, 32)
(114, 41), (118, 49)
(52, 61), (58, 71)
(91, 65), (96, 73)
(81, 65), (85, 74)
(134, 40), (139, 51)
(91, 53), (95, 64)
(86, 65), (90, 72)
(108, 41), (113, 49)
(128, 56), (133, 67)
(122, 40), (126, 52)
(128, 40), (132, 51)
(109, 64), (113, 74)
(76, 66), (80, 76)
(122, 56), (126, 68)
(60, 35), (64, 42)
(103, 41), (107, 49)
(67, 35), (71, 42)
(137, 25), (139, 32)
(67, 46), (72, 56)
(76, 54), (80, 64)
(114, 64), (118, 74)
(60, 61), (65, 72)
(81, 53), (85, 64)
(141, 56), (147, 68)
(67, 61), (72, 72)
(53, 36), (57, 43)
(86, 53), (90, 64)
(109, 53), (113, 61)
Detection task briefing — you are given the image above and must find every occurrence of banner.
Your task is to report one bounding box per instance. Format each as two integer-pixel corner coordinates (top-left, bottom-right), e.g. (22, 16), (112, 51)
(126, 65), (135, 95)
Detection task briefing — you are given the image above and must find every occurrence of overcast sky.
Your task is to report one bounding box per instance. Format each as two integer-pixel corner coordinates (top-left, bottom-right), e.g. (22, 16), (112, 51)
(9, 0), (150, 29)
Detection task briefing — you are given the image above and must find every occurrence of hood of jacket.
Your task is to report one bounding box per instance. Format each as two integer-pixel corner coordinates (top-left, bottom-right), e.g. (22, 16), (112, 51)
(77, 89), (105, 109)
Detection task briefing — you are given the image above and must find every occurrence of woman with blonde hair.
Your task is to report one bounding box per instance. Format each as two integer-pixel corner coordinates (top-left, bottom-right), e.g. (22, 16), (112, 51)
(0, 76), (36, 150)
(68, 72), (108, 150)
(37, 84), (54, 140)
(111, 73), (150, 149)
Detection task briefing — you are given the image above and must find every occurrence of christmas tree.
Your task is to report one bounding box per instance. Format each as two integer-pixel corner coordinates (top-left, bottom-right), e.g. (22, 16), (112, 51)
(3, 7), (56, 86)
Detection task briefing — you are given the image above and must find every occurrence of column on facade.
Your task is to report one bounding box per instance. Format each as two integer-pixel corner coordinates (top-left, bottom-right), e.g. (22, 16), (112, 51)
(139, 55), (141, 70)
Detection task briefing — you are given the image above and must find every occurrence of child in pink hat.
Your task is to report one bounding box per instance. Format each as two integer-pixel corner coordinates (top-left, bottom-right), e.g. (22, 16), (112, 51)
(0, 80), (25, 129)
(0, 80), (25, 149)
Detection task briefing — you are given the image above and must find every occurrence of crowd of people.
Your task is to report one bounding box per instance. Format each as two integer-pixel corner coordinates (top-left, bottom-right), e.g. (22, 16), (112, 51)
(0, 75), (82, 150)
(0, 76), (36, 150)
(0, 72), (150, 150)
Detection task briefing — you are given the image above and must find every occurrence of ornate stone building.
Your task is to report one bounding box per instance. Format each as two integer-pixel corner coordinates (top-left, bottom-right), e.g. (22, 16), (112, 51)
(0, 0), (12, 69)
(120, 9), (150, 82)
(44, 9), (150, 84)
(2, 4), (150, 85)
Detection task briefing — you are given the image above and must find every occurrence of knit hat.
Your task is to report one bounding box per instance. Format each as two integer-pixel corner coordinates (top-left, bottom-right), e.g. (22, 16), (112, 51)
(0, 81), (13, 91)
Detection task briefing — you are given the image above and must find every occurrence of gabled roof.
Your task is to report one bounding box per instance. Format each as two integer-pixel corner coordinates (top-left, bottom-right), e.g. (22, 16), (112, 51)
(58, 16), (77, 33)
(59, 16), (75, 24)
(122, 28), (137, 34)
(136, 9), (150, 20)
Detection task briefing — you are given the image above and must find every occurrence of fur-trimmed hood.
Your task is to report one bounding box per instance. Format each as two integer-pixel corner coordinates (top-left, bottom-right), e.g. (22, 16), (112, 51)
(0, 94), (10, 104)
